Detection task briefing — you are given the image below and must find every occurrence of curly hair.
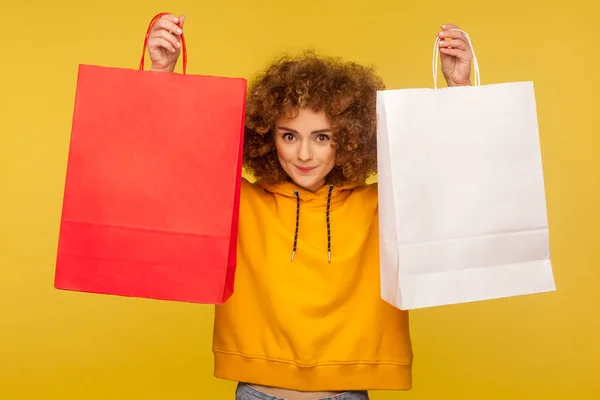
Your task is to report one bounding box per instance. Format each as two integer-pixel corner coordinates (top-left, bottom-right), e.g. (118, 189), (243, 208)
(243, 51), (385, 186)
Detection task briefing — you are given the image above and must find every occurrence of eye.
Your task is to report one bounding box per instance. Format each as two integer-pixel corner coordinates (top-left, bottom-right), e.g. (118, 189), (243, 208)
(315, 134), (331, 143)
(282, 133), (296, 142)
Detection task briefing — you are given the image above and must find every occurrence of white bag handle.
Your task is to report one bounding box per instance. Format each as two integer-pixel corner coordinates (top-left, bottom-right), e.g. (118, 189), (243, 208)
(432, 29), (481, 89)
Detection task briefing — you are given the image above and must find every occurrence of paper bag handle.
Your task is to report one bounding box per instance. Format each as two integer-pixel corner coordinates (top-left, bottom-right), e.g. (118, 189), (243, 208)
(138, 12), (188, 74)
(432, 29), (480, 89)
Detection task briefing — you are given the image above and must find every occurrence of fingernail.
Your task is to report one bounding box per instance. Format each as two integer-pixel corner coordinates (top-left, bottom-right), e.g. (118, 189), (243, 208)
(173, 17), (179, 22)
(439, 31), (445, 37)
(176, 41), (180, 47)
(177, 28), (182, 34)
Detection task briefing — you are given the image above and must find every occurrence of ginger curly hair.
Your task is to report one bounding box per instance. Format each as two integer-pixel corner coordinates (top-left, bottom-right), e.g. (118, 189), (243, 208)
(243, 52), (385, 186)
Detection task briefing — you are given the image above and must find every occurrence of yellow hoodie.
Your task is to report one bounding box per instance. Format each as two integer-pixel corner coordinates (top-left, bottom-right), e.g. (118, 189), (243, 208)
(213, 178), (413, 391)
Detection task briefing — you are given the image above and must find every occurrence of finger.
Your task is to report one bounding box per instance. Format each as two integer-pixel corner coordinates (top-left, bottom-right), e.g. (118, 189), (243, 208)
(151, 14), (174, 31)
(155, 17), (183, 36)
(161, 14), (180, 27)
(148, 37), (178, 53)
(439, 47), (471, 61)
(438, 29), (467, 41)
(438, 30), (472, 54)
(441, 23), (459, 31)
(438, 39), (468, 51)
(152, 30), (181, 50)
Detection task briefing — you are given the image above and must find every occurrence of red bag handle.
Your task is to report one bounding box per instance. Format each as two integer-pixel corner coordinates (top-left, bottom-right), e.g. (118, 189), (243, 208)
(139, 12), (188, 74)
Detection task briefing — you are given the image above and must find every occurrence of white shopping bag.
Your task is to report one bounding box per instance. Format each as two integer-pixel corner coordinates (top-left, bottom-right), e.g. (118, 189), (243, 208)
(377, 31), (556, 310)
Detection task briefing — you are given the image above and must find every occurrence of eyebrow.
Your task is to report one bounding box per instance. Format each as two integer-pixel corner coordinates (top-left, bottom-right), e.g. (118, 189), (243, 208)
(277, 127), (332, 134)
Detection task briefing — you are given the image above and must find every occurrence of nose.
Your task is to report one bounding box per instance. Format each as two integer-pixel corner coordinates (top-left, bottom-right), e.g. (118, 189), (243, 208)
(297, 140), (313, 162)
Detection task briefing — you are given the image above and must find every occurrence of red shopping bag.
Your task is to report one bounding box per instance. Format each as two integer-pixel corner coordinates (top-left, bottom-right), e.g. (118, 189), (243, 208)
(54, 13), (247, 304)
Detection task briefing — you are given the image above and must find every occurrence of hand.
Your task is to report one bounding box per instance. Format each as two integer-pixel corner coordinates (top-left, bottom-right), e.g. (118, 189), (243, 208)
(148, 14), (185, 72)
(438, 24), (473, 87)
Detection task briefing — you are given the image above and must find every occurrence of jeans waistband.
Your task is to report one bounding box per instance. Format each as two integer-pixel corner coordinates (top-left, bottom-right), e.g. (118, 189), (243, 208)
(235, 383), (369, 400)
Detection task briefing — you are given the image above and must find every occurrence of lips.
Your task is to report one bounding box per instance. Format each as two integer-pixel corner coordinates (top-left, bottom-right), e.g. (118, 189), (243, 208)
(295, 165), (315, 173)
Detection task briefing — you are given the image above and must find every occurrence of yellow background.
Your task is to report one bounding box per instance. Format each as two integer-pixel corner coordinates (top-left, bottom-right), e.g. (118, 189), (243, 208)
(2, 0), (598, 399)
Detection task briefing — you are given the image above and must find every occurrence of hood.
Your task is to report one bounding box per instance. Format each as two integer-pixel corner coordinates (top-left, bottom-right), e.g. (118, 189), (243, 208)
(259, 179), (364, 201)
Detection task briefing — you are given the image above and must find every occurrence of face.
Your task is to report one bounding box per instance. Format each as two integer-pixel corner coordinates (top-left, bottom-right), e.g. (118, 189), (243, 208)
(274, 108), (336, 192)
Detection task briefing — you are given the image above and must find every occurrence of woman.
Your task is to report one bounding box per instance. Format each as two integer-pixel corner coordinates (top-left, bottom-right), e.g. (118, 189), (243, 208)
(148, 14), (473, 400)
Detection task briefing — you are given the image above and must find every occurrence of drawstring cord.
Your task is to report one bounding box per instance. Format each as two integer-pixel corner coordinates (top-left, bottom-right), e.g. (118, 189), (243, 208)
(326, 185), (333, 263)
(291, 190), (300, 262)
(290, 185), (335, 263)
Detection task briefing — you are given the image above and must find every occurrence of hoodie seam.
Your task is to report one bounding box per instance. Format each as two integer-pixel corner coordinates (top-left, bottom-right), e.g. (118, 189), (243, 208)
(213, 349), (411, 367)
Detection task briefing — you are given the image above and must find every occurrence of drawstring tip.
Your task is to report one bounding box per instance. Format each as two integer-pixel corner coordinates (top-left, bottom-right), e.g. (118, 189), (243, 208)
(291, 251), (296, 262)
(328, 251), (331, 263)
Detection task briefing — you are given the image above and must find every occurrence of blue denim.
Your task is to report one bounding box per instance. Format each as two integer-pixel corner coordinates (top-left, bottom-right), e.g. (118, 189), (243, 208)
(235, 383), (369, 400)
